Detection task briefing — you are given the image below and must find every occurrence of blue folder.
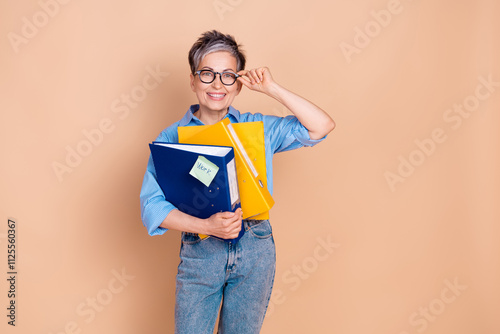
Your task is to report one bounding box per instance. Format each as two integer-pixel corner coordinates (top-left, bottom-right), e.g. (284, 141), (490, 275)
(149, 142), (243, 243)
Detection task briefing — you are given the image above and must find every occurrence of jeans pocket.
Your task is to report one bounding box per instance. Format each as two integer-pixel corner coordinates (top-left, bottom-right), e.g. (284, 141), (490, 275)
(247, 220), (273, 239)
(181, 232), (202, 245)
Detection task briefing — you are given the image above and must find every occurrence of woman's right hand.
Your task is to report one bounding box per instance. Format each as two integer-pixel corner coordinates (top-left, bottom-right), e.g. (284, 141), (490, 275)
(204, 208), (243, 239)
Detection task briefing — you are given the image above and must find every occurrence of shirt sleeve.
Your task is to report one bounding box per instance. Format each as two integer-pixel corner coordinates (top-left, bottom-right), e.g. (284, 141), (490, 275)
(139, 127), (178, 236)
(264, 115), (327, 154)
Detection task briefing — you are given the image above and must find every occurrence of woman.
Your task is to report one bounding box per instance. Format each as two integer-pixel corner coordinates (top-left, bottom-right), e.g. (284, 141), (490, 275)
(140, 30), (335, 333)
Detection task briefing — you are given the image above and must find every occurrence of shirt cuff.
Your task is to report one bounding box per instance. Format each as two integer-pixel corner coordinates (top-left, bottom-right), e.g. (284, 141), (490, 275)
(142, 198), (177, 236)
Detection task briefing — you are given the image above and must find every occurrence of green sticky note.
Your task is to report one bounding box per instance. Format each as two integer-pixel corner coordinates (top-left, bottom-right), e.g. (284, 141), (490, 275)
(189, 155), (219, 187)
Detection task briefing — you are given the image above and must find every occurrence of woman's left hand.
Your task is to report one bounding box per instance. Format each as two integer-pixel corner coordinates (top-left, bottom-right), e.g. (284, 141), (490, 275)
(237, 67), (277, 96)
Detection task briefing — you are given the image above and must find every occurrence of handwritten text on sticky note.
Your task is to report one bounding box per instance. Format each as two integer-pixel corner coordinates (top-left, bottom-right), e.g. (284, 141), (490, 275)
(189, 156), (219, 187)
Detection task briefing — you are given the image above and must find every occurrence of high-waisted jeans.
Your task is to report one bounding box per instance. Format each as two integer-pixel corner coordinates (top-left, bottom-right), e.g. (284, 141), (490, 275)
(175, 219), (276, 334)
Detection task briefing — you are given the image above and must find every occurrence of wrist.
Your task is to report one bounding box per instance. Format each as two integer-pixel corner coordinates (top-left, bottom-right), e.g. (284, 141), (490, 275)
(266, 82), (285, 102)
(197, 217), (211, 235)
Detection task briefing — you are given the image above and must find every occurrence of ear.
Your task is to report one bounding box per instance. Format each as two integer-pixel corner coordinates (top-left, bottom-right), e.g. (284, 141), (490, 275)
(190, 73), (195, 92)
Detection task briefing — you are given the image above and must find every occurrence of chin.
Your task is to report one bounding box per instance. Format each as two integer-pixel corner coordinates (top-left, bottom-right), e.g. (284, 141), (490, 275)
(202, 102), (230, 113)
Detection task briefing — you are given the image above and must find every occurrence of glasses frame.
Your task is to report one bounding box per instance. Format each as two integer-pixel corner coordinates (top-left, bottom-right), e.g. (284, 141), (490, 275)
(194, 69), (241, 86)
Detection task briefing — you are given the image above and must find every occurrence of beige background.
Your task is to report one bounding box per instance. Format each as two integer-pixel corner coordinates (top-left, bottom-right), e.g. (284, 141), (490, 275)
(1, 0), (499, 333)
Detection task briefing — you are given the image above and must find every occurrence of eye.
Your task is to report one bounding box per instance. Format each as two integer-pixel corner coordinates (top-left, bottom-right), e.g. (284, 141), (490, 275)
(222, 72), (236, 79)
(201, 70), (214, 77)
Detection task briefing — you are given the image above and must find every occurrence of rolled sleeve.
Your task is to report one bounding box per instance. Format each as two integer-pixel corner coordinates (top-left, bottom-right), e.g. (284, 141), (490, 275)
(265, 115), (327, 154)
(292, 120), (328, 147)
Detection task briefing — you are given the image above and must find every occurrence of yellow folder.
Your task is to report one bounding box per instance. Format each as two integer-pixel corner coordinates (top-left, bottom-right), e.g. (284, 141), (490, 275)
(178, 118), (273, 220)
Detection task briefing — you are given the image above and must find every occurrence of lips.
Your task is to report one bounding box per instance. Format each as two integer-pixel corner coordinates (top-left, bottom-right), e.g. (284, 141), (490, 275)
(207, 92), (226, 100)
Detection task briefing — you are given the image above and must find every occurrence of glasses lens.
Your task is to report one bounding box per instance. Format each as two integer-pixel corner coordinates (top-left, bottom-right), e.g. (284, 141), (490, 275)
(199, 70), (215, 83)
(220, 72), (237, 85)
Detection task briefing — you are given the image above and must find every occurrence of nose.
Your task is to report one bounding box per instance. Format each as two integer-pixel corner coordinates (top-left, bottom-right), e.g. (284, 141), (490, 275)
(211, 73), (223, 88)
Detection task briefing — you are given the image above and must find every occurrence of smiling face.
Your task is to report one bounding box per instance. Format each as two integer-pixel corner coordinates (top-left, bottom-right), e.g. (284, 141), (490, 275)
(190, 51), (242, 117)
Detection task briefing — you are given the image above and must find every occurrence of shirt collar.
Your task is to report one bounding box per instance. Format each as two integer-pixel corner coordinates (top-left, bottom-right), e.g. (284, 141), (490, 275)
(178, 104), (240, 126)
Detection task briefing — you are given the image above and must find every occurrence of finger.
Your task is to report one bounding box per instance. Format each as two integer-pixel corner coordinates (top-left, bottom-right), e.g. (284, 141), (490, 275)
(244, 69), (256, 84)
(237, 75), (252, 84)
(231, 225), (242, 237)
(234, 208), (243, 219)
(217, 211), (236, 219)
(225, 212), (241, 224)
(257, 68), (265, 82)
(249, 69), (260, 84)
(237, 76), (253, 89)
(236, 208), (243, 218)
(228, 220), (242, 234)
(231, 212), (242, 224)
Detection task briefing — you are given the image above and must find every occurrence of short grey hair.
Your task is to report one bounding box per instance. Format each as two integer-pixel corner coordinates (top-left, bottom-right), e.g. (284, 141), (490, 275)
(188, 30), (246, 75)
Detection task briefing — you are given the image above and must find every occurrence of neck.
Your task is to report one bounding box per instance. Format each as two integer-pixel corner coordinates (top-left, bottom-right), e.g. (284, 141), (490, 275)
(195, 107), (228, 125)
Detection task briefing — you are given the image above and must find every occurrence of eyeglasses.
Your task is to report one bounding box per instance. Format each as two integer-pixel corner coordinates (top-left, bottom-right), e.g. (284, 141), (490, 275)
(194, 69), (240, 86)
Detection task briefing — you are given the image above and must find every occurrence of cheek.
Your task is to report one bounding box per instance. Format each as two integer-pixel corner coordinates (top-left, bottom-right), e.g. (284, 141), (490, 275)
(193, 83), (207, 95)
(227, 86), (239, 96)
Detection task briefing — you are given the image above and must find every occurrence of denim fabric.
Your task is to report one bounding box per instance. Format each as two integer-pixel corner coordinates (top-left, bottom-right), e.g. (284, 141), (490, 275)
(175, 219), (276, 334)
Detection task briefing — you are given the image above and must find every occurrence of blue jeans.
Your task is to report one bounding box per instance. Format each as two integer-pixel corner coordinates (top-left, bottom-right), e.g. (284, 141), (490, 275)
(175, 219), (276, 334)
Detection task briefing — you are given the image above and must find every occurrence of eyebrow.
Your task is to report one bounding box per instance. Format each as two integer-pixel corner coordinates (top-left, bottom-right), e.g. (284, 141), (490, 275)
(201, 66), (236, 72)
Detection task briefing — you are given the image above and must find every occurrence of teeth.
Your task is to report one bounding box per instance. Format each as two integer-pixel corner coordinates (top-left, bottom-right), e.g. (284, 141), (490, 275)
(208, 93), (225, 98)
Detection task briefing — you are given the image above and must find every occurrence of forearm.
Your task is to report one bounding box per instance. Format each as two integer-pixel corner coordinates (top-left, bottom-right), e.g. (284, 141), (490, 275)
(159, 208), (243, 240)
(267, 83), (335, 140)
(159, 209), (208, 234)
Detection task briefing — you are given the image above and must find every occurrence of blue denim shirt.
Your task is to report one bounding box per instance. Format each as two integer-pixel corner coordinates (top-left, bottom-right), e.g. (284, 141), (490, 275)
(140, 104), (327, 236)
